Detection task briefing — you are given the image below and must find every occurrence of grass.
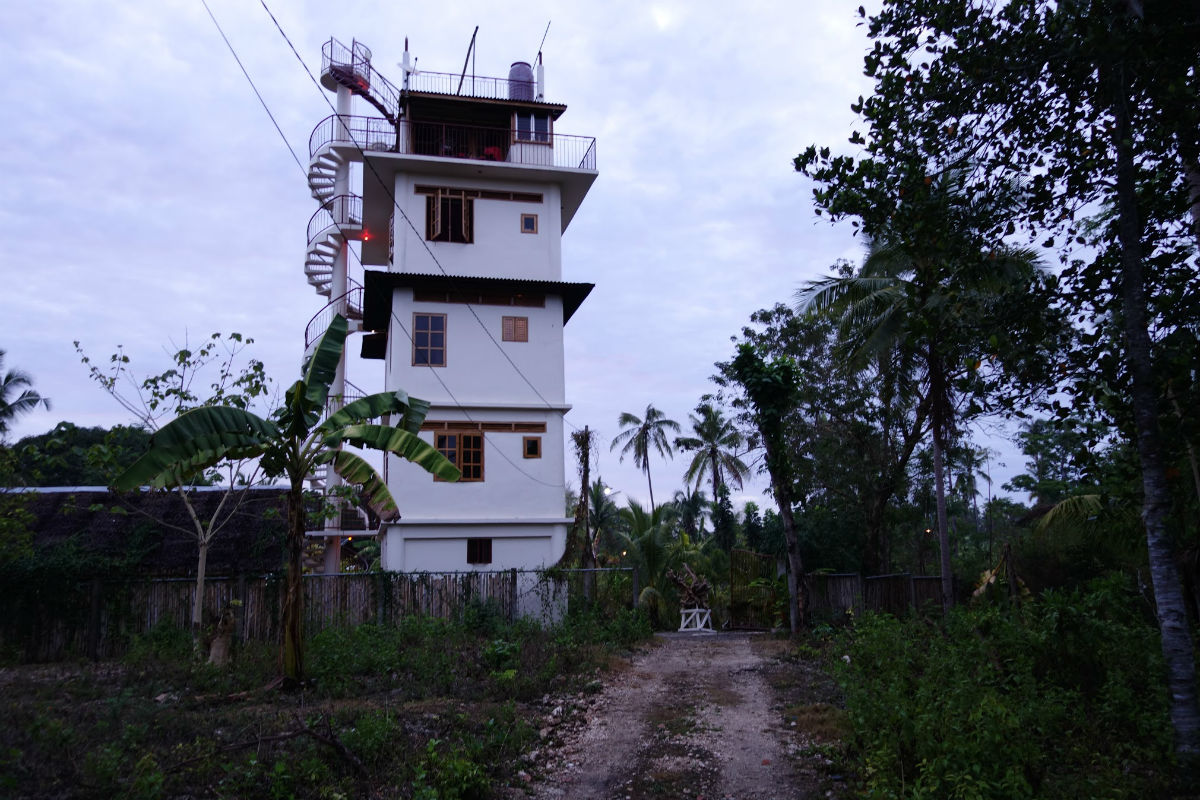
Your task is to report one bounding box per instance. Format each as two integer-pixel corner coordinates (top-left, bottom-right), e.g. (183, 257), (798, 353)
(0, 607), (652, 799)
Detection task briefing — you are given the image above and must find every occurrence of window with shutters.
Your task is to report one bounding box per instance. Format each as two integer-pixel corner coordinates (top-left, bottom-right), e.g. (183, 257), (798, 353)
(502, 316), (529, 342)
(413, 313), (446, 366)
(436, 431), (484, 481)
(425, 191), (473, 243)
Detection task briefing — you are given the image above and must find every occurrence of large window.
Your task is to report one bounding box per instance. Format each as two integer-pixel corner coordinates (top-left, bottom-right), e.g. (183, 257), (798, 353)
(425, 190), (473, 243)
(436, 431), (484, 481)
(413, 313), (446, 366)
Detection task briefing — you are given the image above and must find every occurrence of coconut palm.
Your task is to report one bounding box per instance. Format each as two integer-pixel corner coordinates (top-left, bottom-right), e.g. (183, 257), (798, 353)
(617, 499), (682, 625)
(587, 479), (624, 561)
(799, 175), (1044, 611)
(674, 402), (750, 501)
(113, 316), (459, 681)
(0, 351), (50, 440)
(671, 487), (709, 543)
(610, 404), (680, 510)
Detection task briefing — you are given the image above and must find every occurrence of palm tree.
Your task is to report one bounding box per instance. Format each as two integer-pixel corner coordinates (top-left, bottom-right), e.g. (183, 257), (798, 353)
(674, 402), (750, 501)
(618, 498), (682, 626)
(799, 174), (1044, 611)
(671, 487), (709, 543)
(610, 404), (680, 510)
(587, 479), (624, 562)
(0, 350), (50, 440)
(113, 316), (459, 681)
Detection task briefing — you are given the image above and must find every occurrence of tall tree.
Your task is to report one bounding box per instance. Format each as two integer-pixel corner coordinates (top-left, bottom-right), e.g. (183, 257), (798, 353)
(727, 344), (808, 632)
(0, 351), (50, 441)
(113, 316), (459, 682)
(674, 402), (750, 501)
(610, 404), (680, 510)
(802, 221), (1050, 609)
(795, 0), (1200, 771)
(716, 302), (929, 574)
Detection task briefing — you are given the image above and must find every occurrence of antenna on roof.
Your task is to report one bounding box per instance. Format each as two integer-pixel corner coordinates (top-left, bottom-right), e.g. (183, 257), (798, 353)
(456, 26), (479, 95)
(533, 20), (550, 65)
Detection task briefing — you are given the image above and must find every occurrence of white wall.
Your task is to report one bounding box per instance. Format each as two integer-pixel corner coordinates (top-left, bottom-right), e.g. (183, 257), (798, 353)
(389, 289), (567, 405)
(387, 408), (567, 520)
(392, 173), (564, 282)
(380, 522), (569, 571)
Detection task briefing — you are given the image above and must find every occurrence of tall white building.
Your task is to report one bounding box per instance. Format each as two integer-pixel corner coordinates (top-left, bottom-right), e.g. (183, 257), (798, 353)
(303, 38), (596, 572)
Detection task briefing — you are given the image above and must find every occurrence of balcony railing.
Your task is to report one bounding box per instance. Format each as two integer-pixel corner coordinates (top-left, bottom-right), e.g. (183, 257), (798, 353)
(406, 70), (540, 102)
(310, 114), (397, 157)
(309, 114), (597, 171)
(307, 194), (363, 245)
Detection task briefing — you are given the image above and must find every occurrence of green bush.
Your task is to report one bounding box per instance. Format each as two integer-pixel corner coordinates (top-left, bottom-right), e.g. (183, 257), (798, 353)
(836, 575), (1172, 799)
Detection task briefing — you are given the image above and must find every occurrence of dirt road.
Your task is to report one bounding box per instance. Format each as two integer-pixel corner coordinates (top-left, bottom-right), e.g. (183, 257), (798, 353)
(515, 631), (846, 800)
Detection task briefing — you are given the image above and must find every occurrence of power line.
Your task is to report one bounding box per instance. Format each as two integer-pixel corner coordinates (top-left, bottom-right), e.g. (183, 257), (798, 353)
(200, 0), (304, 173)
(257, 0), (584, 434)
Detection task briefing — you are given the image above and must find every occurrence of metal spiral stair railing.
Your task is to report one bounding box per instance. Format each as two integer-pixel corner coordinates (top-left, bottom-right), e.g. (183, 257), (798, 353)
(304, 279), (365, 351)
(320, 38), (401, 125)
(304, 194), (363, 296)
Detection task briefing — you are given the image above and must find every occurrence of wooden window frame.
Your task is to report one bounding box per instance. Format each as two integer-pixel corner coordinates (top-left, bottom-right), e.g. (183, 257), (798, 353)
(425, 191), (473, 243)
(415, 186), (542, 204)
(520, 213), (538, 234)
(523, 436), (542, 459)
(435, 431), (484, 482)
(467, 537), (493, 565)
(502, 316), (529, 342)
(412, 313), (447, 367)
(422, 421), (546, 433)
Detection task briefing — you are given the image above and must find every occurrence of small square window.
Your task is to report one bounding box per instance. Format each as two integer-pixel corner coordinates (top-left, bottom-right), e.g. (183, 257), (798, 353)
(520, 213), (538, 234)
(502, 316), (529, 342)
(467, 538), (492, 565)
(523, 436), (541, 459)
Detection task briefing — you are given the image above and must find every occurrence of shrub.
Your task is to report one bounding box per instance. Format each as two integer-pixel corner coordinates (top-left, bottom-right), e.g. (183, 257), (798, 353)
(836, 576), (1172, 798)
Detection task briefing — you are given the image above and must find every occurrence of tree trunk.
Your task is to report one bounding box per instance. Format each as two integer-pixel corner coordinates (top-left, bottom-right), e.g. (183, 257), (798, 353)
(283, 481), (306, 684)
(646, 463), (655, 511)
(193, 538), (208, 656)
(764, 438), (806, 633)
(932, 408), (953, 613)
(1115, 81), (1200, 774)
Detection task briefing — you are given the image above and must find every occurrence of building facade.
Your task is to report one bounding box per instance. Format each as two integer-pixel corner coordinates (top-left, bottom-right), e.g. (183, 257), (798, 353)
(304, 38), (596, 572)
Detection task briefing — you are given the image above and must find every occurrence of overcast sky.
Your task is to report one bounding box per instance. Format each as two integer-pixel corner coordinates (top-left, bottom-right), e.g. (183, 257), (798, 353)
(1, 1), (1027, 509)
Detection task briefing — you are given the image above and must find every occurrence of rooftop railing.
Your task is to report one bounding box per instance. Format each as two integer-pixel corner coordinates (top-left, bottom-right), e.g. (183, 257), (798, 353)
(406, 70), (542, 102)
(309, 114), (597, 171)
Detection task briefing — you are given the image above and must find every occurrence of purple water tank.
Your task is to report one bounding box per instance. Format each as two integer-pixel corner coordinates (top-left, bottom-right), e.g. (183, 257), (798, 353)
(509, 61), (534, 101)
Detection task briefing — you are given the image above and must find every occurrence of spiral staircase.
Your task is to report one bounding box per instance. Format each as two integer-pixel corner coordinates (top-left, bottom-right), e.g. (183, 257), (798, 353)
(302, 38), (402, 352)
(302, 39), (400, 557)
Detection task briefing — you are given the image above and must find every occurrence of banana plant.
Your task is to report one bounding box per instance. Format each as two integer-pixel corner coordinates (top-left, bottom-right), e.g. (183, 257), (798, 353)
(113, 315), (459, 681)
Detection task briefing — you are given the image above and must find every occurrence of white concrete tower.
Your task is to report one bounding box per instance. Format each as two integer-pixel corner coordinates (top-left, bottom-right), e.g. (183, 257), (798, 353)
(333, 39), (598, 572)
